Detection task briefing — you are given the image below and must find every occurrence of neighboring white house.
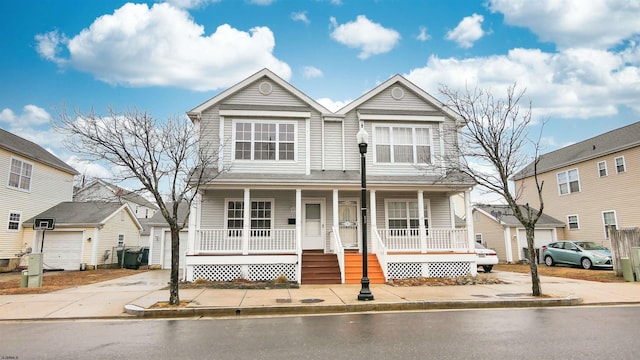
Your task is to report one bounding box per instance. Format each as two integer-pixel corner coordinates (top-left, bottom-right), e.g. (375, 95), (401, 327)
(146, 203), (189, 273)
(184, 68), (477, 284)
(23, 202), (143, 270)
(74, 179), (159, 219)
(0, 128), (78, 272)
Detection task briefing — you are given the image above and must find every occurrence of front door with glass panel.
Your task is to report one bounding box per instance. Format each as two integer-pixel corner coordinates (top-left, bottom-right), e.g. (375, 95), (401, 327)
(339, 200), (359, 249)
(303, 199), (325, 250)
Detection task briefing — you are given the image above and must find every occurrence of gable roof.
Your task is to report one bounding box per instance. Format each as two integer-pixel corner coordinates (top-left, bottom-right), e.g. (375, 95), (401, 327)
(335, 74), (463, 123)
(23, 201), (143, 230)
(0, 128), (78, 175)
(187, 68), (331, 120)
(147, 202), (190, 228)
(74, 179), (158, 210)
(474, 204), (565, 228)
(513, 121), (640, 180)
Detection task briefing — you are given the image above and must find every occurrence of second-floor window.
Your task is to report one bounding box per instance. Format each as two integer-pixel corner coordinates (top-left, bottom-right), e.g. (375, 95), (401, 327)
(597, 161), (607, 177)
(374, 126), (432, 164)
(8, 158), (33, 191)
(615, 156), (625, 173)
(234, 121), (295, 161)
(557, 169), (580, 195)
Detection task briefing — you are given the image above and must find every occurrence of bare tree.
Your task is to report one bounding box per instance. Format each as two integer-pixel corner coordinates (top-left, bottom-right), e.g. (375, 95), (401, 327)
(55, 107), (217, 305)
(440, 83), (545, 296)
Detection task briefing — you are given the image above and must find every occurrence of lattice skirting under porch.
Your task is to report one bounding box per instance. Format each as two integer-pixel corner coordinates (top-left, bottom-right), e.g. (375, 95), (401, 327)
(192, 263), (297, 282)
(387, 261), (472, 279)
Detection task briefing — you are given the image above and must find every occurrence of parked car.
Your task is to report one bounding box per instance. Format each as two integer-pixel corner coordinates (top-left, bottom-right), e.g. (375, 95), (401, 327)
(475, 242), (499, 272)
(541, 241), (612, 270)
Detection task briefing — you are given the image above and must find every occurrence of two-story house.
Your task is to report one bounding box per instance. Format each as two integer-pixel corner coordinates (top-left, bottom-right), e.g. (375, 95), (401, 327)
(184, 69), (476, 284)
(0, 128), (78, 271)
(74, 179), (158, 219)
(513, 121), (640, 248)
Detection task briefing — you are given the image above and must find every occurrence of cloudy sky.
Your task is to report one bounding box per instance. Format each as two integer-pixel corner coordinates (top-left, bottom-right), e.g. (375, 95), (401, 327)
(1, 0), (639, 195)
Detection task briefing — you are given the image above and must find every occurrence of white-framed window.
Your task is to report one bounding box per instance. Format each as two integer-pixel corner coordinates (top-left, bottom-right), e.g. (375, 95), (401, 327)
(615, 156), (625, 173)
(475, 233), (483, 243)
(567, 214), (579, 230)
(597, 161), (607, 177)
(8, 157), (33, 191)
(557, 169), (580, 195)
(602, 211), (617, 239)
(385, 199), (430, 234)
(233, 120), (296, 161)
(225, 199), (274, 236)
(117, 234), (125, 247)
(374, 125), (432, 164)
(7, 212), (21, 231)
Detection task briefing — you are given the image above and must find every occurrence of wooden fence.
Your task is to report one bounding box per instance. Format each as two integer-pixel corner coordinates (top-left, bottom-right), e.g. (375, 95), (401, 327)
(609, 228), (640, 277)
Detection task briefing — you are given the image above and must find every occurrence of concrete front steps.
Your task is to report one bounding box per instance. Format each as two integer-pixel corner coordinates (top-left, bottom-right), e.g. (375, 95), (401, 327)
(300, 250), (341, 284)
(344, 252), (386, 284)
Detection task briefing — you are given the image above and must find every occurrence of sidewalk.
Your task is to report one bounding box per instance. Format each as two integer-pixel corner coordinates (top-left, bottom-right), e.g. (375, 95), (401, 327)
(1, 270), (639, 321)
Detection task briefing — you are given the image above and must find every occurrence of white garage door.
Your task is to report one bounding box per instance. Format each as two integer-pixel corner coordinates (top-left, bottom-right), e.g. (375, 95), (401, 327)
(518, 229), (555, 263)
(162, 231), (187, 270)
(42, 231), (83, 271)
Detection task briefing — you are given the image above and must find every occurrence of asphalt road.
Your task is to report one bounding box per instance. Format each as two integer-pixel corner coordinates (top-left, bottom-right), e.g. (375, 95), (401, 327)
(3, 306), (640, 359)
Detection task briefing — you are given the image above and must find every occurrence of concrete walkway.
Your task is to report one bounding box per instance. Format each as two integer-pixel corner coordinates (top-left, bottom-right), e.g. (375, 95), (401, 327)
(1, 270), (639, 321)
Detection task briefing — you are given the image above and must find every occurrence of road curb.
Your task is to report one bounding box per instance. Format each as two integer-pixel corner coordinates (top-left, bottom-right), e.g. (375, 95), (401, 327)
(124, 296), (583, 319)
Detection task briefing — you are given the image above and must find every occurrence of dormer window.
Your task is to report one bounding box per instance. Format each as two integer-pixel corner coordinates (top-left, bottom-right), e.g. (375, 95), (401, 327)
(234, 121), (296, 161)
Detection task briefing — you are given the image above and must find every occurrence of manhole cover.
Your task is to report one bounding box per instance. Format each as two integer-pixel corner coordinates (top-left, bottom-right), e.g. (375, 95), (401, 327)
(300, 298), (324, 303)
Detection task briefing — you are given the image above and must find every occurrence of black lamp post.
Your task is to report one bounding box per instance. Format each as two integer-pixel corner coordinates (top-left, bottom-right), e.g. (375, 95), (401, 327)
(357, 127), (374, 301)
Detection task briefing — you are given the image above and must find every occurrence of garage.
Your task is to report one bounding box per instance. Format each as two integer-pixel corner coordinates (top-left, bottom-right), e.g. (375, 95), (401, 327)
(518, 229), (555, 263)
(41, 231), (83, 271)
(162, 230), (187, 270)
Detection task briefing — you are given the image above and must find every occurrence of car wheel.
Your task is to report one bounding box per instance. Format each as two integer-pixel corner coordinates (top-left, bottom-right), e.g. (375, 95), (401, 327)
(581, 258), (592, 270)
(482, 265), (493, 273)
(544, 255), (555, 266)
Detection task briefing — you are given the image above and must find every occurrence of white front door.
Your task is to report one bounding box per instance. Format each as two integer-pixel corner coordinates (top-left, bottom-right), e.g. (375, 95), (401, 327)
(339, 200), (359, 248)
(302, 199), (325, 250)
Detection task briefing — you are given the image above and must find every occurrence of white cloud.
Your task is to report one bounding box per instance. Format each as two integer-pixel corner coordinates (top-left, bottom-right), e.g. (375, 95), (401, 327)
(488, 0), (640, 50)
(445, 13), (485, 49)
(329, 15), (400, 59)
(302, 66), (323, 78)
(417, 26), (430, 42)
(66, 155), (112, 179)
(0, 105), (52, 126)
(35, 3), (291, 91)
(316, 97), (351, 112)
(164, 0), (219, 9)
(330, 0), (342, 5)
(34, 30), (67, 65)
(291, 11), (310, 24)
(249, 0), (274, 5)
(405, 46), (640, 120)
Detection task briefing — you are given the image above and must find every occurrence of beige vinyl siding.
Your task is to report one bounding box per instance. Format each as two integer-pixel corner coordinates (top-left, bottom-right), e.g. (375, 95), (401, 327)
(1, 149), (75, 258)
(323, 121), (343, 170)
(516, 146), (640, 243)
(91, 209), (141, 266)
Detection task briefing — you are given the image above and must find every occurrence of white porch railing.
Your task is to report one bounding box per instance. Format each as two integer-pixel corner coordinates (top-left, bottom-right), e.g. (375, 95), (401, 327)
(331, 226), (345, 284)
(195, 229), (297, 254)
(377, 228), (469, 252)
(372, 226), (388, 281)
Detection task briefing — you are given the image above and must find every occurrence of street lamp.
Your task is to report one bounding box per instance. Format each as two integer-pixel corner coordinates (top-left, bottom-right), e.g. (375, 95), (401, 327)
(357, 127), (374, 301)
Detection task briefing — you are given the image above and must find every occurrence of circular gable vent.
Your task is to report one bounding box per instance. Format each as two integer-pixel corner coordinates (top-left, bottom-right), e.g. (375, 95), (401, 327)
(259, 81), (273, 95)
(391, 86), (404, 100)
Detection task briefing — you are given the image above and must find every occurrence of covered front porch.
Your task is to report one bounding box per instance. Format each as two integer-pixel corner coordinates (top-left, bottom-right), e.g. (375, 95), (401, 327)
(185, 186), (476, 283)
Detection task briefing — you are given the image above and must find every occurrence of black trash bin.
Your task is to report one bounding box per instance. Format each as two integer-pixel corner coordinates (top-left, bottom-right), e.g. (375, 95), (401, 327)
(140, 247), (149, 266)
(123, 248), (143, 270)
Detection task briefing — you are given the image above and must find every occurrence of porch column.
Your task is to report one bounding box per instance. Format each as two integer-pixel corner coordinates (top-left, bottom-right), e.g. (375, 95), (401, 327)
(418, 190), (427, 253)
(464, 189), (474, 250)
(188, 192), (201, 255)
(296, 189), (302, 251)
(332, 189), (339, 251)
(370, 189), (377, 252)
(243, 188), (250, 255)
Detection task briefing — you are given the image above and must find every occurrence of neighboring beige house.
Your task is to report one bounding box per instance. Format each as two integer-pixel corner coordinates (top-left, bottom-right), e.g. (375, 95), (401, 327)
(74, 179), (159, 219)
(184, 68), (476, 284)
(513, 121), (640, 248)
(23, 202), (143, 270)
(0, 128), (77, 272)
(473, 204), (565, 263)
